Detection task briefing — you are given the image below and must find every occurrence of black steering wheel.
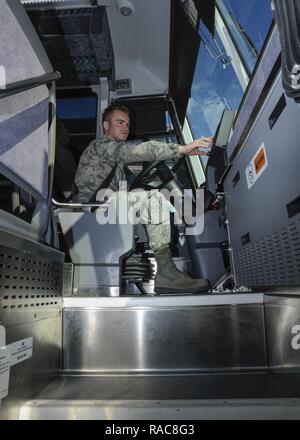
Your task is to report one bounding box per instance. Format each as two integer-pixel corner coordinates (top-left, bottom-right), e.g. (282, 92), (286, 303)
(129, 160), (182, 191)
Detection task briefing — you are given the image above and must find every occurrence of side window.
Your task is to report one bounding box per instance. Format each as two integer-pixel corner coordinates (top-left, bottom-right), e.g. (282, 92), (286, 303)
(217, 0), (273, 74)
(187, 23), (244, 144)
(187, 0), (273, 167)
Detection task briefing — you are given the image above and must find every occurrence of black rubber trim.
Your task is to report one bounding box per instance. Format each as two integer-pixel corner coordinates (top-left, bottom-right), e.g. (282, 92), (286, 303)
(241, 233), (251, 246)
(287, 195), (300, 219)
(232, 171), (240, 188)
(269, 94), (286, 129)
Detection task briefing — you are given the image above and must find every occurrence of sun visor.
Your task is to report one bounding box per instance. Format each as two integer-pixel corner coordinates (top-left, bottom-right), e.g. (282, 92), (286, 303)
(170, 0), (201, 127)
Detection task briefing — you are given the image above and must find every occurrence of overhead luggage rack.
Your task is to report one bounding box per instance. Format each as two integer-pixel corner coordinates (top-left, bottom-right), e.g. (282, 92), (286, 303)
(27, 6), (114, 86)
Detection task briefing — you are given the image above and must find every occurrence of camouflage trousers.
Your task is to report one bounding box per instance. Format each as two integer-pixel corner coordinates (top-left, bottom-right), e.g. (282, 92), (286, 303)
(96, 188), (172, 251)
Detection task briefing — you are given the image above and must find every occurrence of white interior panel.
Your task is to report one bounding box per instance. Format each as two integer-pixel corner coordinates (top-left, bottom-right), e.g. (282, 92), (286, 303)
(106, 0), (171, 97)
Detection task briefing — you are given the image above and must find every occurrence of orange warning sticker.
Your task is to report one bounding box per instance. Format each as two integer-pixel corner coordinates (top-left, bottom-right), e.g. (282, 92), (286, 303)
(254, 147), (266, 174)
(246, 143), (268, 190)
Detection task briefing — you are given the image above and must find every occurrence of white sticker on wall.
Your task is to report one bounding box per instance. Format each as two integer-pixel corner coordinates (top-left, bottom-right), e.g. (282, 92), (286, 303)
(246, 143), (268, 190)
(10, 337), (33, 366)
(0, 347), (10, 400)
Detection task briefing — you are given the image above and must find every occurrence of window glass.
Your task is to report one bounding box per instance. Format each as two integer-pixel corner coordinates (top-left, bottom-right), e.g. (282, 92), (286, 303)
(219, 0), (273, 59)
(56, 89), (98, 161)
(187, 25), (244, 147)
(187, 1), (273, 168)
(56, 97), (97, 120)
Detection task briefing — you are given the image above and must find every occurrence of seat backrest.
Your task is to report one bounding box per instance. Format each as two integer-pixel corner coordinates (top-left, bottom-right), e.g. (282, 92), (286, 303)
(53, 119), (77, 200)
(58, 203), (135, 296)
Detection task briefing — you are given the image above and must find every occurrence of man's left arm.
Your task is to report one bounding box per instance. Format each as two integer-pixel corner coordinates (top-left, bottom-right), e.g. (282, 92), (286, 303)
(116, 138), (212, 163)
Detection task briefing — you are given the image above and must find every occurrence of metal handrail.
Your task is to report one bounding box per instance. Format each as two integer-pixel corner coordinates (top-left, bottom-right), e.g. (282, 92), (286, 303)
(0, 71), (61, 98)
(52, 198), (110, 210)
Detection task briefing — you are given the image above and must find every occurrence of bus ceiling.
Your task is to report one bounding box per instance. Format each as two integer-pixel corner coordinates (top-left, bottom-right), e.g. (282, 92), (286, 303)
(22, 0), (216, 126)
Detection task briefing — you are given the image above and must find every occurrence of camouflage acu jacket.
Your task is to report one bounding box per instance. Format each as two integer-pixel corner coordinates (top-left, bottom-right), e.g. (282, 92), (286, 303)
(74, 137), (182, 203)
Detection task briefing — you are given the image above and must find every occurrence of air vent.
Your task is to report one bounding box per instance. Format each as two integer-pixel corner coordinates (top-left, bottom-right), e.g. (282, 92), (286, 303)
(234, 219), (300, 287)
(0, 244), (63, 310)
(287, 195), (300, 219)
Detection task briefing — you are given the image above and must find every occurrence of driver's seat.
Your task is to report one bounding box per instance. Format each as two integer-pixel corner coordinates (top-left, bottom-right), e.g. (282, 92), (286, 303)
(57, 206), (137, 297)
(53, 125), (151, 297)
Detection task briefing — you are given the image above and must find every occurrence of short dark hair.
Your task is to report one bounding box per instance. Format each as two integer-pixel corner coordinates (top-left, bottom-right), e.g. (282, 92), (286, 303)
(102, 104), (130, 124)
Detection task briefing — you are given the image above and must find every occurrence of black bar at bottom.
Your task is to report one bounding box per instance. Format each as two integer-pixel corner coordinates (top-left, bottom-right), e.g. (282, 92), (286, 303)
(0, 71), (61, 99)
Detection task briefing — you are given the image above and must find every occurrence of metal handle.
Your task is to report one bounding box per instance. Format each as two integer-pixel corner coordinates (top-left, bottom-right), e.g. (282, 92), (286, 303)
(52, 198), (110, 210)
(0, 71), (61, 98)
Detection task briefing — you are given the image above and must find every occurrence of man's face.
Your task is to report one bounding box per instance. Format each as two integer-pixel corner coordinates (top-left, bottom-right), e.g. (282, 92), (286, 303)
(103, 110), (130, 141)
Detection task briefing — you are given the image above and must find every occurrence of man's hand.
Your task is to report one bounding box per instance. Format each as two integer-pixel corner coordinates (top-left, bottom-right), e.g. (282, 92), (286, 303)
(178, 136), (213, 156)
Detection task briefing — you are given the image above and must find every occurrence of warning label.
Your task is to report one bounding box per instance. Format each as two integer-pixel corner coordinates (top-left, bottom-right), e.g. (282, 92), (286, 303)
(254, 147), (267, 174)
(10, 337), (33, 366)
(246, 143), (268, 189)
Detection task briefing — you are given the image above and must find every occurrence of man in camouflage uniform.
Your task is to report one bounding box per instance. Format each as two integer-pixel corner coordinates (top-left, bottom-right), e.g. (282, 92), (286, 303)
(74, 104), (212, 293)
